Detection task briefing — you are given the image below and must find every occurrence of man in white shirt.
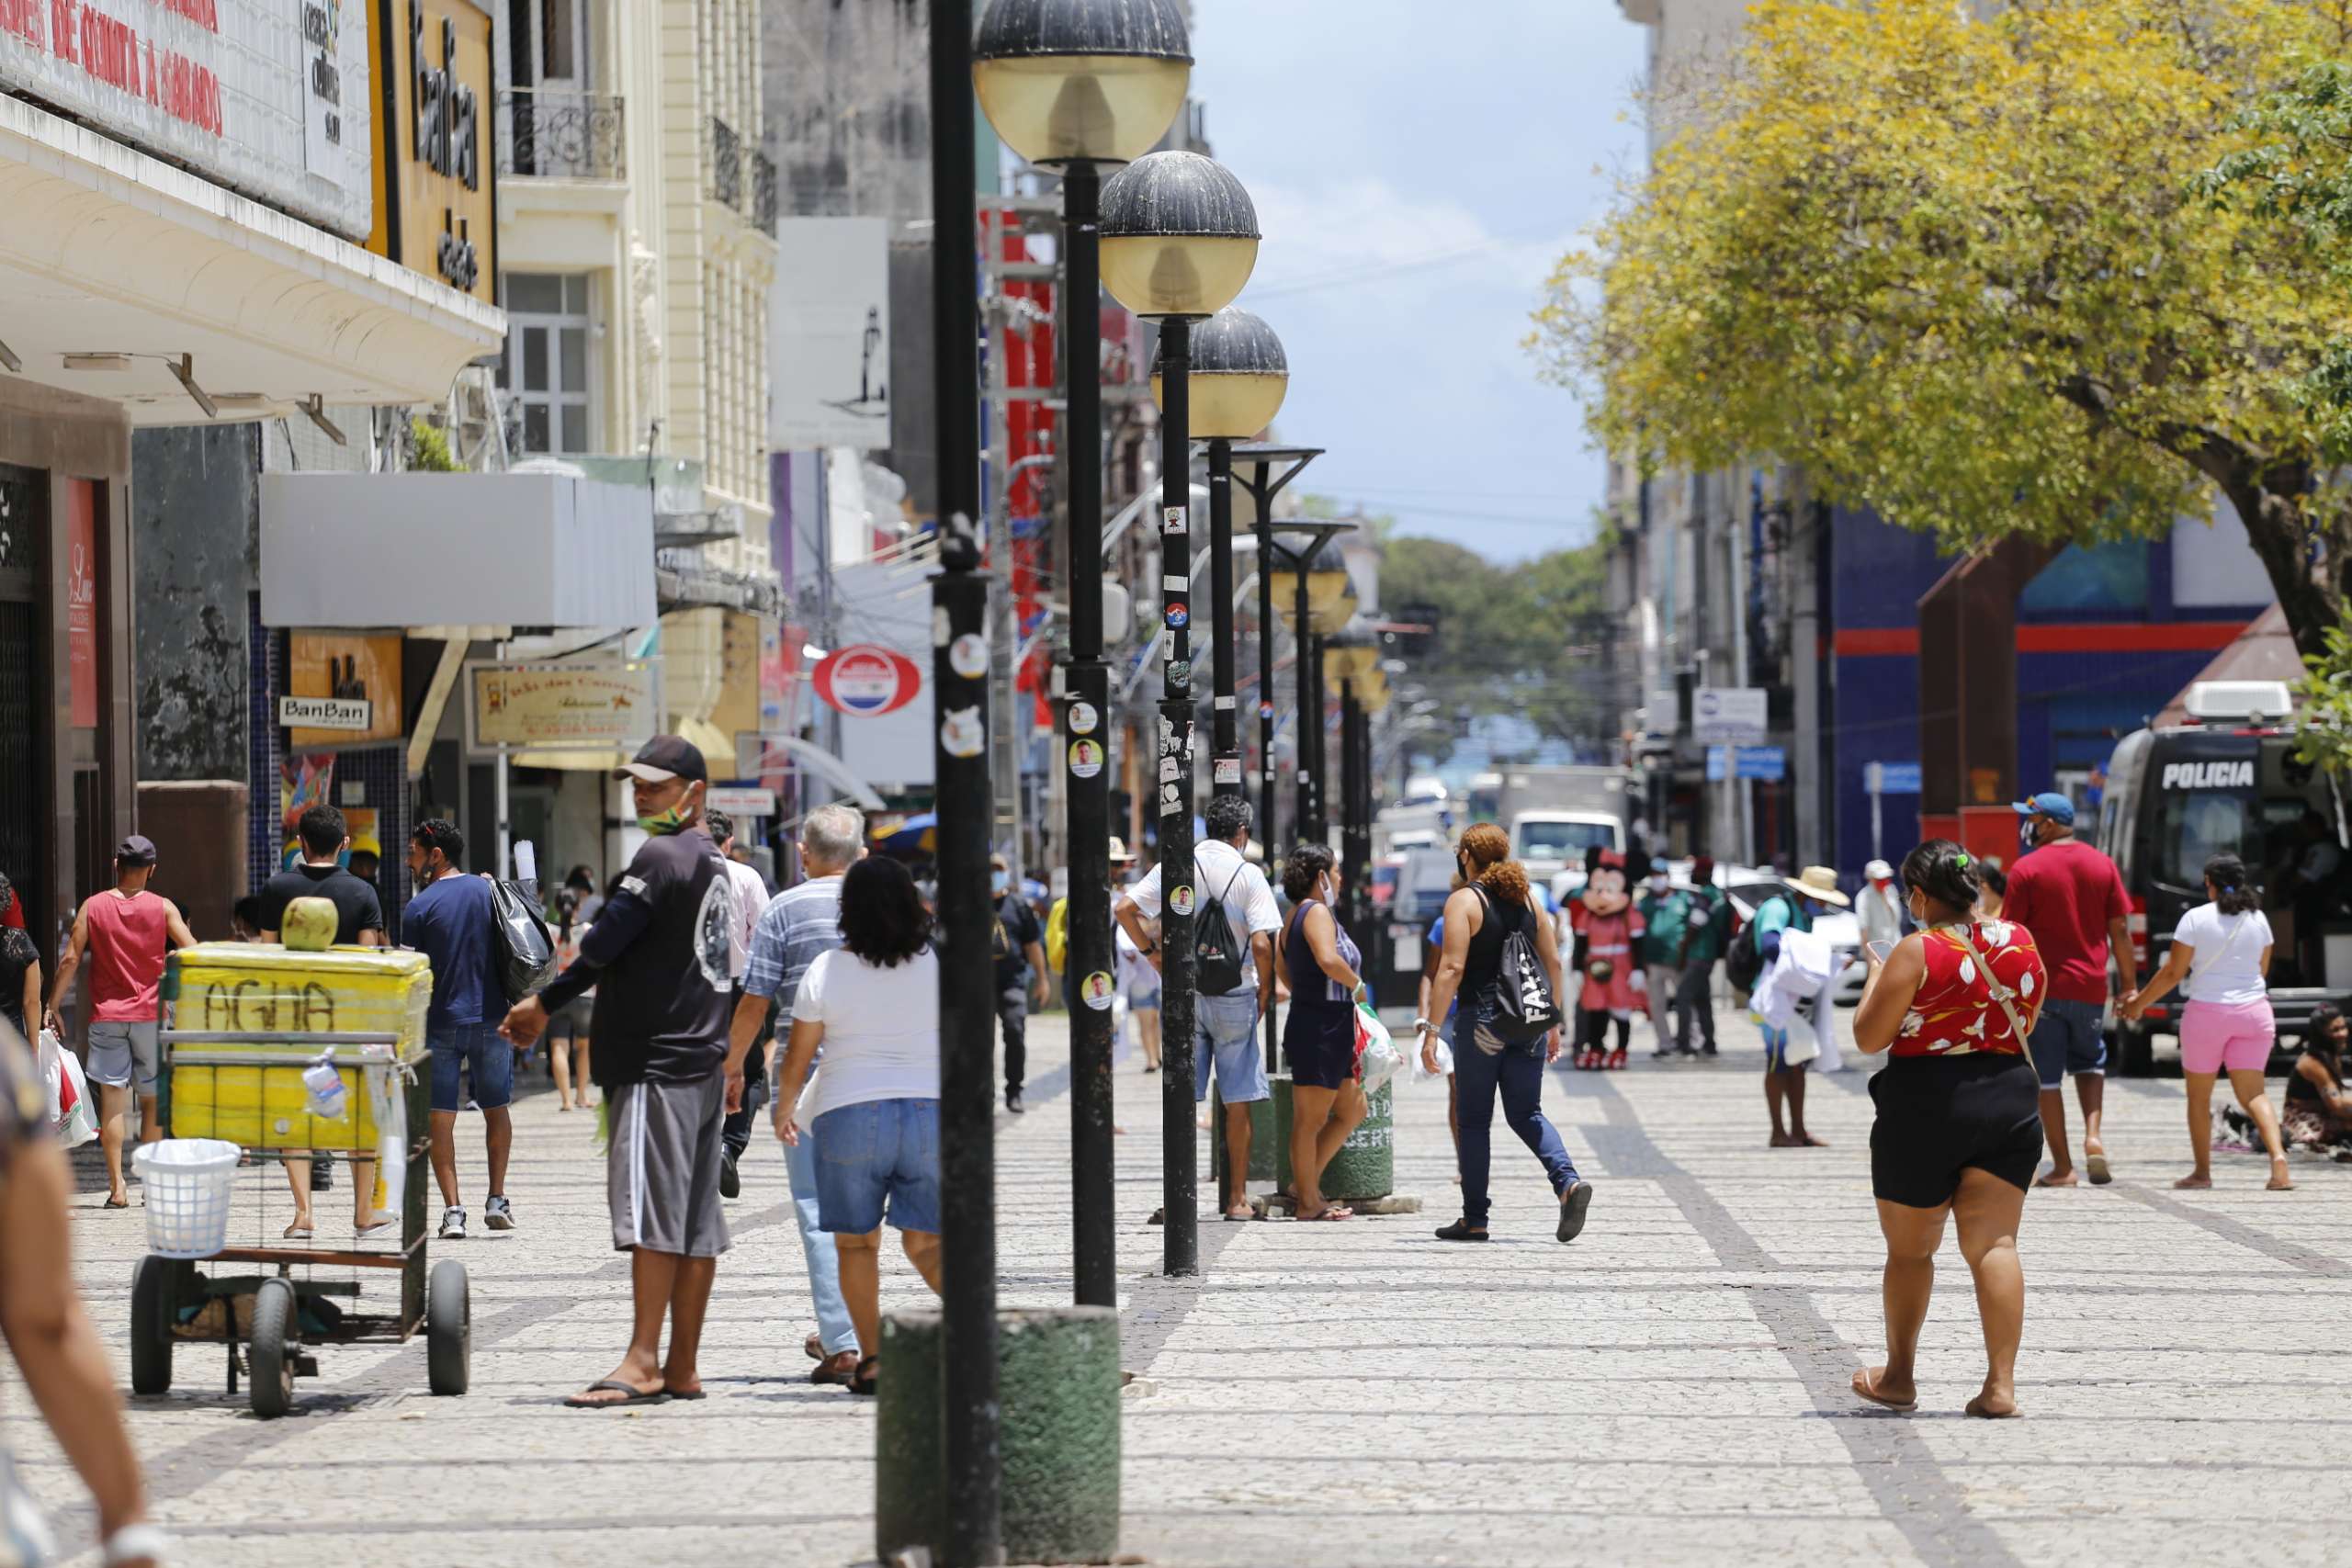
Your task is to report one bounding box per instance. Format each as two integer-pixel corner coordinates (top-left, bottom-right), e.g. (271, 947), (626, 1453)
(1115, 795), (1282, 1220)
(707, 811), (775, 1195)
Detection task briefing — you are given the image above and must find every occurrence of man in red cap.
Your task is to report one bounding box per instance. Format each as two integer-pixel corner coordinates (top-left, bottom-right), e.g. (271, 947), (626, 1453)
(46, 835), (197, 1207)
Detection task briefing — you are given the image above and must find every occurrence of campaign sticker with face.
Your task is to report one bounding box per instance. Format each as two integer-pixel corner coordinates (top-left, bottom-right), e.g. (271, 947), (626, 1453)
(1069, 739), (1104, 779)
(1166, 604), (1189, 630)
(948, 633), (989, 680)
(1214, 757), (1242, 784)
(1169, 885), (1195, 917)
(941, 705), (984, 759)
(1069, 700), (1099, 736)
(1080, 970), (1116, 1010)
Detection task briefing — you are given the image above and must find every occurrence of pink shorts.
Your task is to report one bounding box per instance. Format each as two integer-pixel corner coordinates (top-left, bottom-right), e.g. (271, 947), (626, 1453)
(2178, 998), (2276, 1075)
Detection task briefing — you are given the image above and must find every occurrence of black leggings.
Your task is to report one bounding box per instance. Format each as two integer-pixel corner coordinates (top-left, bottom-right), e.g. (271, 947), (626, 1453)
(1576, 1010), (1629, 1053)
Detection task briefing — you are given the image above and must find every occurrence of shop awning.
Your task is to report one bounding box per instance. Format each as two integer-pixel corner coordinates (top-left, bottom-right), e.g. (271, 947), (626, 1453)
(260, 473), (658, 629)
(0, 96), (502, 423)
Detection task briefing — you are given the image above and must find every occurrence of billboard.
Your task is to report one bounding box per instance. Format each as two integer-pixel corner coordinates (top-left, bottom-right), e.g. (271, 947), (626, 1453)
(466, 660), (658, 750)
(0, 0), (374, 240)
(367, 0), (496, 303)
(769, 218), (892, 452)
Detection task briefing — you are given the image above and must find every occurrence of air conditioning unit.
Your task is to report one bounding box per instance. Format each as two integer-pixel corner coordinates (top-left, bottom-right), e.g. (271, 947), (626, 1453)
(2183, 680), (2296, 724)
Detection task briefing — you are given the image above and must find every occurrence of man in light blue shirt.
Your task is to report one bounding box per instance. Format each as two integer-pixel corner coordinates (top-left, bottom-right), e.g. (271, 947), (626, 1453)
(724, 804), (864, 1383)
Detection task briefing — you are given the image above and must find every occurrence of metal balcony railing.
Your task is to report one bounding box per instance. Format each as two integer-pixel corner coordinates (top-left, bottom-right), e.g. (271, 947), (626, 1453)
(707, 116), (742, 209)
(750, 149), (777, 233)
(496, 89), (626, 180)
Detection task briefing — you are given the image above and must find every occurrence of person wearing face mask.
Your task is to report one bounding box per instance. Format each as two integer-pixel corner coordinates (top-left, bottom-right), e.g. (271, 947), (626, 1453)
(500, 735), (741, 1407)
(988, 853), (1050, 1114)
(2002, 790), (2134, 1188)
(1634, 859), (1690, 1058)
(1849, 840), (2047, 1419)
(1858, 859), (1906, 957)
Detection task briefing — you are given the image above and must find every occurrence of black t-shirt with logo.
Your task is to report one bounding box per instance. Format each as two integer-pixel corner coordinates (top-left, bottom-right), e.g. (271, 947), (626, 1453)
(991, 894), (1043, 991)
(258, 863), (386, 946)
(537, 827), (734, 1086)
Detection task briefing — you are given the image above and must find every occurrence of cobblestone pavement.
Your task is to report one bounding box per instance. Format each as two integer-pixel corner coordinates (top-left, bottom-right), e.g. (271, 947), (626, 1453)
(9, 1005), (2349, 1566)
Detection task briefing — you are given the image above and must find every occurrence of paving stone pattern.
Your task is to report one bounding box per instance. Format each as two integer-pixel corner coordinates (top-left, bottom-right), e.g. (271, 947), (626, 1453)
(7, 1009), (2348, 1567)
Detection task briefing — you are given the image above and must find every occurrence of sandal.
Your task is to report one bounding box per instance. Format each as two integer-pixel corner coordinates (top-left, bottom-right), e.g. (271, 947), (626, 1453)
(1851, 1368), (1917, 1412)
(1297, 1204), (1353, 1222)
(283, 1221), (314, 1240)
(1433, 1219), (1488, 1242)
(849, 1357), (878, 1396)
(103, 1194), (130, 1210)
(565, 1379), (668, 1409)
(804, 1333), (825, 1363)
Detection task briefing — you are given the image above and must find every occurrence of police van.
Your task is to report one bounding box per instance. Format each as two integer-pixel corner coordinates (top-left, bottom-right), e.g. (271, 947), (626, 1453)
(2098, 680), (2351, 1074)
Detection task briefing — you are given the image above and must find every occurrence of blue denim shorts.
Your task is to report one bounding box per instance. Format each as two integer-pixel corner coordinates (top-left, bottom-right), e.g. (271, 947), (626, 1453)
(429, 1022), (513, 1113)
(1193, 991), (1270, 1104)
(812, 1097), (941, 1235)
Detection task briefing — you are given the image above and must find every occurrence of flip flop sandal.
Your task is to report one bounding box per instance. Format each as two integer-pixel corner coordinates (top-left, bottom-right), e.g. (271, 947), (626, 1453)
(811, 1352), (860, 1387)
(2086, 1153), (2112, 1185)
(565, 1380), (668, 1409)
(103, 1196), (130, 1210)
(1222, 1207), (1261, 1222)
(1297, 1206), (1352, 1221)
(1963, 1395), (2020, 1419)
(283, 1222), (314, 1240)
(1852, 1369), (1917, 1412)
(666, 1388), (707, 1402)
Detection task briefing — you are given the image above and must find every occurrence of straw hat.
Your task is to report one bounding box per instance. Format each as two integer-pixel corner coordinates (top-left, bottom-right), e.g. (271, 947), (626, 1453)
(1781, 865), (1850, 907)
(1107, 836), (1136, 864)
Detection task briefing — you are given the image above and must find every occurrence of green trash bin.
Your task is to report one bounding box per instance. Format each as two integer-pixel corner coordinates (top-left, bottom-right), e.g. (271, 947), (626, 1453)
(1271, 1073), (1395, 1202)
(875, 1306), (1123, 1566)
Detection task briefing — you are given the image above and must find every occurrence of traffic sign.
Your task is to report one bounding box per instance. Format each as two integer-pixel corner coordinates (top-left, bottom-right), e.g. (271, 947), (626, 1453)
(813, 644), (922, 716)
(1707, 744), (1786, 782)
(1693, 686), (1769, 745)
(1866, 761), (1921, 795)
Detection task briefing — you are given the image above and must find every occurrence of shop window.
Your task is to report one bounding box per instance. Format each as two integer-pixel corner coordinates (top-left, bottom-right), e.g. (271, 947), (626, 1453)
(497, 273), (596, 456)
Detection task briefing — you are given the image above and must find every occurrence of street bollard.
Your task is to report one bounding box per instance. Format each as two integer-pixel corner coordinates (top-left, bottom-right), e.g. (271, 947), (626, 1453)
(1270, 1073), (1395, 1201)
(876, 1305), (1122, 1566)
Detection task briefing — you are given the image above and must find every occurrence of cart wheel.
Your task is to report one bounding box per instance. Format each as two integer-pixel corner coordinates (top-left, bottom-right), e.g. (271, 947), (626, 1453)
(248, 1279), (297, 1419)
(426, 1259), (469, 1397)
(129, 1255), (174, 1396)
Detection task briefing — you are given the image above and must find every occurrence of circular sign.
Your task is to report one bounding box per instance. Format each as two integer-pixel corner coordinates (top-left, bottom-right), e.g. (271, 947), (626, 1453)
(948, 633), (989, 680)
(1169, 885), (1195, 917)
(1069, 739), (1104, 780)
(1069, 701), (1100, 736)
(814, 644), (922, 716)
(1166, 604), (1189, 629)
(1080, 971), (1115, 1010)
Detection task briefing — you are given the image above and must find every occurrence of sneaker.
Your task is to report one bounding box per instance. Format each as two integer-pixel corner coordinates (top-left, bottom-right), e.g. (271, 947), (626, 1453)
(719, 1148), (741, 1200)
(483, 1196), (514, 1232)
(439, 1206), (468, 1240)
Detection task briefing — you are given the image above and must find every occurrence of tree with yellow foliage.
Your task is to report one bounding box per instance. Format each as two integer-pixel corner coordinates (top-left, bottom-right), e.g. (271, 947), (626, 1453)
(1535, 0), (2352, 660)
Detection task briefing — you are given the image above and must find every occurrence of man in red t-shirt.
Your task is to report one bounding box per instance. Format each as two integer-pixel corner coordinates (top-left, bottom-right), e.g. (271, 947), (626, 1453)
(2003, 792), (2136, 1187)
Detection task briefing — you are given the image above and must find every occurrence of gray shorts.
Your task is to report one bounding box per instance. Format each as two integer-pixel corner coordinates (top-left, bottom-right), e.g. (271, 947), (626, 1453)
(2028, 998), (2107, 1089)
(606, 1072), (731, 1258)
(86, 1020), (160, 1095)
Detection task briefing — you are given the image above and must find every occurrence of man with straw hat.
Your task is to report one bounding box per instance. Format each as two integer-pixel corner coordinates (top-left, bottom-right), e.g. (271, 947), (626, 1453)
(1752, 866), (1849, 1147)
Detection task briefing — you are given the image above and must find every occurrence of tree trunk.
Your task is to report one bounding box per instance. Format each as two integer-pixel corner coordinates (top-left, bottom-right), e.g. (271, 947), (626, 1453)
(2215, 474), (2346, 664)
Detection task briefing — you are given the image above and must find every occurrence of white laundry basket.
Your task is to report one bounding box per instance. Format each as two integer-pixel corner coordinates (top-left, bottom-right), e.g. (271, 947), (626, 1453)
(131, 1138), (242, 1258)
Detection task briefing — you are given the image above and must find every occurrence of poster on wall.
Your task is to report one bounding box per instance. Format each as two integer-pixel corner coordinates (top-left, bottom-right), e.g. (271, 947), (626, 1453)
(280, 753), (336, 870)
(288, 632), (403, 746)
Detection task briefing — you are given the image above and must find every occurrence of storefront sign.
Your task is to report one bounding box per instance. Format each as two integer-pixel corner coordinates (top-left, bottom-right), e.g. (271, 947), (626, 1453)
(278, 694), (370, 731)
(367, 0), (494, 303)
(467, 660), (658, 750)
(706, 787), (776, 818)
(0, 0), (373, 239)
(287, 631), (402, 745)
(65, 479), (96, 728)
(813, 644), (922, 717)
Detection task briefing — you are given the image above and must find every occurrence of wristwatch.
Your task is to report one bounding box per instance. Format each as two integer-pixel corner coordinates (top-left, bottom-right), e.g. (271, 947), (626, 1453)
(1411, 1016), (1433, 1032)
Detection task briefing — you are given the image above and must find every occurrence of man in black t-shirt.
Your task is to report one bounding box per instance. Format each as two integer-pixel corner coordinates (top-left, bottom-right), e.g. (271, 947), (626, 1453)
(989, 852), (1048, 1113)
(259, 805), (385, 948)
(500, 735), (737, 1408)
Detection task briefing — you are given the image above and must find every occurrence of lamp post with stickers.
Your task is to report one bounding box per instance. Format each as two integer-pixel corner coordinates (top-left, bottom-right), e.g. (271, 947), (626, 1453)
(1101, 150), (1261, 1274)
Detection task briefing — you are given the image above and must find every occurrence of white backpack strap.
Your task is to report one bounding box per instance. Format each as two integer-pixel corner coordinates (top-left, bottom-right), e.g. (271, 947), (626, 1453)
(1952, 923), (2034, 1052)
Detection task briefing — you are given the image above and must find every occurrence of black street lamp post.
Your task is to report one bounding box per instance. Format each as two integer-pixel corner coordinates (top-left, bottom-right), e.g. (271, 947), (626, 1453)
(973, 0), (1191, 1312)
(1231, 446), (1322, 855)
(1263, 518), (1353, 1068)
(1101, 149), (1261, 1277)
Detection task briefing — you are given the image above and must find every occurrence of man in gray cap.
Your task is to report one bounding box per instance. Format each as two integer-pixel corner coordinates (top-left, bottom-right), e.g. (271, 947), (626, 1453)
(503, 736), (739, 1405)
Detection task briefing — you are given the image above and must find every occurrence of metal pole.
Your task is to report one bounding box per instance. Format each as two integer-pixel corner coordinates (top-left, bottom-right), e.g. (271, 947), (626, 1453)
(1256, 513), (1279, 1075)
(1294, 567), (1315, 842)
(1208, 439), (1240, 800)
(1306, 631), (1329, 840)
(927, 3), (1001, 1561)
(1059, 157), (1117, 1311)
(1157, 317), (1198, 1278)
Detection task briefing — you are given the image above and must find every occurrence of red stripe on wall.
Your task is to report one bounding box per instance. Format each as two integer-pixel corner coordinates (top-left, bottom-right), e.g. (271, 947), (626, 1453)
(1835, 620), (2249, 658)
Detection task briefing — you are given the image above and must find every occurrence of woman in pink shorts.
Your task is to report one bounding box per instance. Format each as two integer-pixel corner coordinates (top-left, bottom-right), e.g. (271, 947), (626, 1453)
(2122, 852), (2292, 1191)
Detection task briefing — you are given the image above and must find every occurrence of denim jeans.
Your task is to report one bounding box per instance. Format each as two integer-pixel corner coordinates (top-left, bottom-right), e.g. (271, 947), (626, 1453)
(1455, 1024), (1578, 1228)
(784, 1118), (857, 1358)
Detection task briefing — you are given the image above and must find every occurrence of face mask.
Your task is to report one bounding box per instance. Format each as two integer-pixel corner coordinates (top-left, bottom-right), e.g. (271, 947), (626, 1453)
(1649, 876), (1668, 894)
(990, 870), (1010, 895)
(638, 800), (695, 836)
(2019, 818), (2041, 855)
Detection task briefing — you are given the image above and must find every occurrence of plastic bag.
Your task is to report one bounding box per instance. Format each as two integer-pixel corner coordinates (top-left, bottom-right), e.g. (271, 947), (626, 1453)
(1355, 1004), (1403, 1094)
(1404, 1026), (1455, 1084)
(39, 1031), (97, 1148)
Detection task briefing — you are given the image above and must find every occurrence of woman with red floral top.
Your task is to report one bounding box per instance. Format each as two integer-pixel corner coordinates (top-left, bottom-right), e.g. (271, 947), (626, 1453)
(1849, 840), (2047, 1420)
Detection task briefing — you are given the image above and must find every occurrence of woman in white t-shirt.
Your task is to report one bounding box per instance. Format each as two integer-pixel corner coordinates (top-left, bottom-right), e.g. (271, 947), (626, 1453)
(771, 855), (941, 1394)
(2121, 852), (2292, 1191)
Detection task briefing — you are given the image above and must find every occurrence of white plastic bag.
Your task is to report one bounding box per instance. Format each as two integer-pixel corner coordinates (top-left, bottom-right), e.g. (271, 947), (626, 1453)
(39, 1031), (98, 1148)
(1355, 1005), (1404, 1094)
(1405, 1027), (1455, 1084)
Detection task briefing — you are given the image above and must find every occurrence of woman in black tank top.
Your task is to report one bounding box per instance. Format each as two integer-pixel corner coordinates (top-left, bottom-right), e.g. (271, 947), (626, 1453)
(1416, 824), (1592, 1245)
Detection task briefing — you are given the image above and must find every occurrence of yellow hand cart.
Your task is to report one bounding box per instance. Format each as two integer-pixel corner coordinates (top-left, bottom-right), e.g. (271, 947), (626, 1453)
(132, 944), (469, 1418)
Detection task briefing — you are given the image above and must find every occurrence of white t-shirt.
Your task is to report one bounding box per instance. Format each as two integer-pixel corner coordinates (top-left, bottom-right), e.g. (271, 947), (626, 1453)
(2173, 903), (2273, 1008)
(719, 858), (766, 981)
(791, 946), (941, 1119)
(1124, 839), (1283, 995)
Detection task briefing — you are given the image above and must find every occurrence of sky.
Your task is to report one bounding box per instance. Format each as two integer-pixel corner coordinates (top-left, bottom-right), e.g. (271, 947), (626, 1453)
(1188, 0), (1649, 563)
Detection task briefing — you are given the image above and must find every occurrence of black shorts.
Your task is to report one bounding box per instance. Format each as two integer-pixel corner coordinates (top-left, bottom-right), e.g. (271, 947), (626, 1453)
(1868, 1053), (2043, 1209)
